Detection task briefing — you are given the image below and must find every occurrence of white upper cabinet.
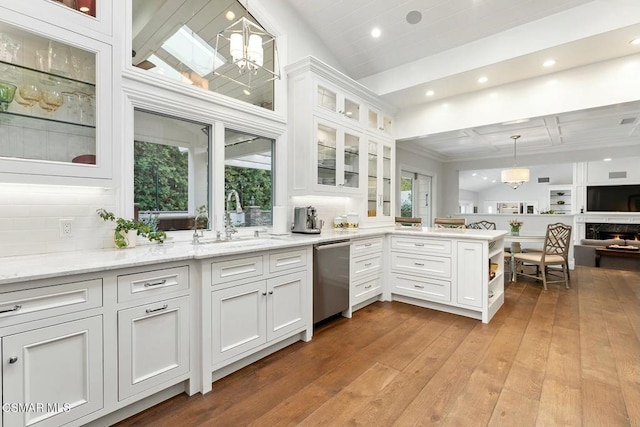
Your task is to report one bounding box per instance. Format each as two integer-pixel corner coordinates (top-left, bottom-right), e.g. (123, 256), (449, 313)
(287, 56), (397, 203)
(0, 10), (112, 184)
(367, 106), (393, 136)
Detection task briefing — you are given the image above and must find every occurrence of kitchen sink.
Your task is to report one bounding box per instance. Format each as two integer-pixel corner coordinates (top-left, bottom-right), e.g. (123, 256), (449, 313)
(193, 235), (288, 247)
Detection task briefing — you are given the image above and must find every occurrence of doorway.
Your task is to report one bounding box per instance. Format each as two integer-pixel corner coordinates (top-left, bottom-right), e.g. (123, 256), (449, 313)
(400, 170), (432, 225)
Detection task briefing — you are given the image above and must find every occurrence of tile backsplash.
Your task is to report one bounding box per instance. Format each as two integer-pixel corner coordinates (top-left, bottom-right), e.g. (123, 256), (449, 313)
(0, 183), (116, 257)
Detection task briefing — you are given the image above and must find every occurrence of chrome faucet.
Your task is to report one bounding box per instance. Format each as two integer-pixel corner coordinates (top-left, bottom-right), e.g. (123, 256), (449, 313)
(192, 211), (208, 244)
(225, 189), (242, 240)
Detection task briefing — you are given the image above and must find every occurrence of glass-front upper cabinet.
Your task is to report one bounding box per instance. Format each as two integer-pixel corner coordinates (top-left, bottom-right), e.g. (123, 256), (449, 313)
(0, 18), (111, 180)
(367, 106), (393, 136)
(367, 139), (394, 222)
(315, 118), (361, 193)
(315, 81), (361, 124)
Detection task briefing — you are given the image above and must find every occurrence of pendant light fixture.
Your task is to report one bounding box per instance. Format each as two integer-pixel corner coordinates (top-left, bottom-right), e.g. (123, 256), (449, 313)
(501, 134), (530, 189)
(214, 0), (280, 93)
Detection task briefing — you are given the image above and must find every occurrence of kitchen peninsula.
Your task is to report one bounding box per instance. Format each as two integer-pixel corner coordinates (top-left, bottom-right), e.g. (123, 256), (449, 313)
(0, 227), (504, 426)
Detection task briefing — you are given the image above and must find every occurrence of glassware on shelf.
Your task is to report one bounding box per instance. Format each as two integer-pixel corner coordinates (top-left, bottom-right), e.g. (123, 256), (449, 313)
(48, 40), (71, 77)
(59, 91), (80, 122)
(39, 89), (64, 112)
(0, 33), (19, 63)
(0, 81), (17, 111)
(77, 91), (94, 125)
(15, 83), (42, 107)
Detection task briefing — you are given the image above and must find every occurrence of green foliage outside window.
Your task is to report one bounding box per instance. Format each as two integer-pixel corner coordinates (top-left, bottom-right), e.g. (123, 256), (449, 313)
(225, 166), (272, 209)
(134, 141), (189, 211)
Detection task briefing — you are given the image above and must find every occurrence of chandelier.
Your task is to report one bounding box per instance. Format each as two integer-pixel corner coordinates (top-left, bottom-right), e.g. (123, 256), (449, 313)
(214, 4), (280, 95)
(501, 134), (530, 189)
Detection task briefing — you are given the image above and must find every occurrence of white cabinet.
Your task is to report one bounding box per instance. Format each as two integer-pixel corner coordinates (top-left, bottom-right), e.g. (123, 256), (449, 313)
(207, 249), (311, 373)
(287, 56), (396, 209)
(0, 13), (113, 183)
(315, 117), (363, 193)
(115, 264), (192, 402)
(2, 315), (103, 427)
(365, 137), (395, 225)
(549, 186), (573, 214)
(349, 237), (384, 312)
(389, 234), (505, 323)
(117, 296), (190, 401)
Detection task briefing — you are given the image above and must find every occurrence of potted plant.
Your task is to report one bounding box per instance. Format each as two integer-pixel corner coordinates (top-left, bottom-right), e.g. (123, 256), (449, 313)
(509, 218), (523, 235)
(97, 208), (167, 248)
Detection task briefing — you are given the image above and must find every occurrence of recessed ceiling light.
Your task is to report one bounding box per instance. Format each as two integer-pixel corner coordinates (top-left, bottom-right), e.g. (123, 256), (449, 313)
(482, 176), (488, 180)
(225, 10), (235, 21)
(243, 89), (251, 96)
(631, 37), (640, 45)
(543, 59), (556, 67)
(426, 90), (435, 97)
(492, 180), (496, 183)
(371, 27), (381, 38)
(478, 76), (488, 84)
(406, 10), (422, 25)
(472, 173), (477, 177)
(603, 158), (612, 161)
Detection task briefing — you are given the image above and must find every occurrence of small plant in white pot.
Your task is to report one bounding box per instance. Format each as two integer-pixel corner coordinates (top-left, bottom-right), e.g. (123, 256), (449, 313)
(97, 208), (167, 248)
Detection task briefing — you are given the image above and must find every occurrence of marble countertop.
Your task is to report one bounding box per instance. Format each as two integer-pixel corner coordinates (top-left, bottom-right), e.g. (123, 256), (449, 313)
(0, 227), (506, 285)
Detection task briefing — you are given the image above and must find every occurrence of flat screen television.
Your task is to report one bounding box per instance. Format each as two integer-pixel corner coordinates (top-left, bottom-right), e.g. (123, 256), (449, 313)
(586, 185), (640, 212)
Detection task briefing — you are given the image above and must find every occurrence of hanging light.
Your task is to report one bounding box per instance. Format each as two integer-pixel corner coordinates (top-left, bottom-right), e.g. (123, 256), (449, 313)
(214, 1), (280, 93)
(501, 134), (530, 189)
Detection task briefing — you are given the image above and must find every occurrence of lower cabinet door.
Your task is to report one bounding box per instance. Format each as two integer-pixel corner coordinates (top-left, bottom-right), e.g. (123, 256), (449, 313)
(118, 296), (190, 401)
(266, 271), (306, 341)
(2, 316), (103, 427)
(211, 281), (267, 364)
(456, 241), (484, 308)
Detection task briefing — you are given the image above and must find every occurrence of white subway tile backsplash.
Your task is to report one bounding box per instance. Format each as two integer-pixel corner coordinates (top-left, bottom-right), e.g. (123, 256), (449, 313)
(0, 183), (116, 256)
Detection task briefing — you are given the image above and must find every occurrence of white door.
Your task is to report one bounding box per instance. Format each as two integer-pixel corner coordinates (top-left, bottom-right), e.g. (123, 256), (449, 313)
(118, 296), (190, 400)
(211, 281), (267, 364)
(399, 170), (432, 225)
(266, 271), (306, 341)
(3, 316), (103, 427)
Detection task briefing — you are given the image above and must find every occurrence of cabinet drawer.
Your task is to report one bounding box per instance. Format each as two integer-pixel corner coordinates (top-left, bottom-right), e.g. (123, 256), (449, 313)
(391, 252), (451, 278)
(269, 249), (307, 274)
(211, 255), (264, 286)
(392, 274), (451, 302)
(118, 266), (189, 303)
(391, 236), (451, 255)
(351, 252), (383, 279)
(351, 237), (384, 256)
(353, 275), (382, 303)
(0, 279), (102, 327)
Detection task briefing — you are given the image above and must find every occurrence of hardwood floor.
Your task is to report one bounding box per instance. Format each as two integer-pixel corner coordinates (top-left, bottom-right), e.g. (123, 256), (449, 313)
(116, 266), (640, 426)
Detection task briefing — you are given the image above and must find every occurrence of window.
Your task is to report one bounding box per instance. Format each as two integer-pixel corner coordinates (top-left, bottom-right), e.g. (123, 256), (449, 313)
(400, 170), (432, 225)
(132, 0), (275, 110)
(225, 129), (273, 227)
(133, 109), (210, 231)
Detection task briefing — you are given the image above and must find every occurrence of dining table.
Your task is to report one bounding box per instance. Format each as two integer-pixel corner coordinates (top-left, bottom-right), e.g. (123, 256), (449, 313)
(503, 231), (546, 281)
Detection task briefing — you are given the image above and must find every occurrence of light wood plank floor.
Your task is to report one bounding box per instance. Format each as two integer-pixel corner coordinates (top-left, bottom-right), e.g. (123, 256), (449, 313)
(116, 266), (640, 426)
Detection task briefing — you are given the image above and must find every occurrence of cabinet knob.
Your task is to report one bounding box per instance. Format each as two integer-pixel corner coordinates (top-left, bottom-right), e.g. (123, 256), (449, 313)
(268, 291), (274, 295)
(262, 292), (267, 296)
(9, 356), (18, 364)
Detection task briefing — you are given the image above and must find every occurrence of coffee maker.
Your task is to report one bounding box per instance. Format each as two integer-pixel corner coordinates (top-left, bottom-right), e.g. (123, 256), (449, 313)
(291, 206), (323, 234)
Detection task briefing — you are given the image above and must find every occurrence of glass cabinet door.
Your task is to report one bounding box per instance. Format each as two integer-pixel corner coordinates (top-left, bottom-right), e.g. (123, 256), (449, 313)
(343, 131), (359, 188)
(343, 97), (360, 123)
(367, 140), (378, 217)
(317, 123), (337, 186)
(382, 144), (392, 217)
(0, 21), (97, 166)
(317, 85), (337, 113)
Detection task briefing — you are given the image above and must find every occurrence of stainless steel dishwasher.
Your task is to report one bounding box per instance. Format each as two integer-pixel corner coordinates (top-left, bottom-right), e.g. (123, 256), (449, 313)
(313, 239), (350, 324)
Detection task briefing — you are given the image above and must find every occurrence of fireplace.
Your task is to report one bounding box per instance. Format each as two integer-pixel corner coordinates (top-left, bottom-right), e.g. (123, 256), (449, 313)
(586, 223), (640, 241)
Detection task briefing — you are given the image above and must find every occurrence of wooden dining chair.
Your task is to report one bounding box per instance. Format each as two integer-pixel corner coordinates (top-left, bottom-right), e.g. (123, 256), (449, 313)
(395, 217), (423, 227)
(434, 217), (466, 229)
(513, 223), (572, 290)
(467, 220), (496, 230)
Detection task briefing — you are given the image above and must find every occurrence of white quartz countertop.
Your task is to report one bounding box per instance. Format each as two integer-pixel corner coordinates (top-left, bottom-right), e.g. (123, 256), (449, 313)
(0, 227), (506, 285)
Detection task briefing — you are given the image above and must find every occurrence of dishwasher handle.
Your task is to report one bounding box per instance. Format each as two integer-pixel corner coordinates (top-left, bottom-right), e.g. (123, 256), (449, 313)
(314, 240), (351, 251)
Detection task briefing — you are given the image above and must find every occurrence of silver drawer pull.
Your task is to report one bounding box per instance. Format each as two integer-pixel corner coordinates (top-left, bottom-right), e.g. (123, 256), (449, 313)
(364, 243), (372, 247)
(414, 243), (425, 247)
(364, 284), (372, 289)
(144, 279), (167, 288)
(145, 304), (168, 314)
(9, 356), (18, 364)
(0, 305), (22, 314)
(414, 262), (424, 266)
(364, 262), (373, 267)
(414, 284), (425, 289)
